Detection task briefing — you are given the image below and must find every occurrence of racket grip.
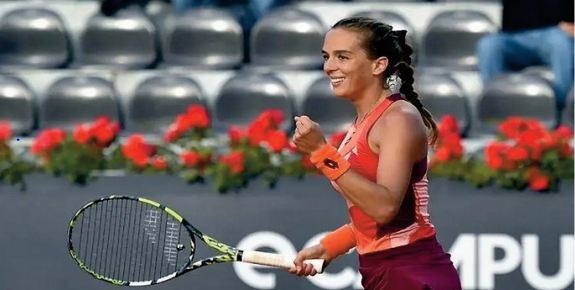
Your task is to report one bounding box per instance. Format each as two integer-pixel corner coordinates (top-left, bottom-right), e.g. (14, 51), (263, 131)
(241, 250), (325, 273)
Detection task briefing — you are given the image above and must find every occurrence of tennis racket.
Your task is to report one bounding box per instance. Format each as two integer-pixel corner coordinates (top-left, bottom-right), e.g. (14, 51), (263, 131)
(67, 195), (325, 286)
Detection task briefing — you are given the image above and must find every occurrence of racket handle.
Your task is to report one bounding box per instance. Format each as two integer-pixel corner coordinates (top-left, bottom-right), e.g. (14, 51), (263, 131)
(241, 250), (325, 273)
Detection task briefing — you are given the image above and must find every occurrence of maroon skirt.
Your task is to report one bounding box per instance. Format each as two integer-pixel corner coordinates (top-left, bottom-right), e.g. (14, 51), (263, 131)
(358, 237), (462, 290)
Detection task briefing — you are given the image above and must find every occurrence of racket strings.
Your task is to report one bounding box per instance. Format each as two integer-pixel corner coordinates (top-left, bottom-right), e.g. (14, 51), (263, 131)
(71, 199), (193, 283)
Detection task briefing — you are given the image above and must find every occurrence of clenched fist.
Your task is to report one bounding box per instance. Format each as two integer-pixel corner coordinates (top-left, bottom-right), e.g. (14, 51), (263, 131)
(292, 115), (327, 154)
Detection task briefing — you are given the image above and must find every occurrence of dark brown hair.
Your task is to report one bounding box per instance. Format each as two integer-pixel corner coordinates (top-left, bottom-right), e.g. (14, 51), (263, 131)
(332, 16), (438, 144)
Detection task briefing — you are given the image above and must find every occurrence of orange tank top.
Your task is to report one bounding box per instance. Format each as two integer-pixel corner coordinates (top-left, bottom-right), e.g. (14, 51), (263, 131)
(333, 93), (436, 255)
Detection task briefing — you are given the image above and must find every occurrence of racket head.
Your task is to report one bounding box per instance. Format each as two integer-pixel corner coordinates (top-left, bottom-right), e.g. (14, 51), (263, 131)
(68, 196), (196, 286)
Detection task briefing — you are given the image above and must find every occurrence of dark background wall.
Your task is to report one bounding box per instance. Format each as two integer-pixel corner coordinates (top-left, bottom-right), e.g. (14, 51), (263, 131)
(0, 174), (572, 290)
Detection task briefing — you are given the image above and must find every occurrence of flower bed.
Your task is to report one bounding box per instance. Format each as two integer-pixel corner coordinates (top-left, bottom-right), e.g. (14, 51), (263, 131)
(429, 116), (574, 192)
(1, 107), (572, 193)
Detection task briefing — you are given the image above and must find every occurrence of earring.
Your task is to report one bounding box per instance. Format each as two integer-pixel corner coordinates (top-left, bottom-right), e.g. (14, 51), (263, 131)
(386, 74), (402, 93)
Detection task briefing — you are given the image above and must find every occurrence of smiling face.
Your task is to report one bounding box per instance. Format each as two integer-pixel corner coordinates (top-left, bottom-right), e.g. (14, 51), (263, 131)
(322, 28), (387, 100)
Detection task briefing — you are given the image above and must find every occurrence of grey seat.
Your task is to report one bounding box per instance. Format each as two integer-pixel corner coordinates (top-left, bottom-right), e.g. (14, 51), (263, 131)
(78, 8), (157, 69)
(353, 0), (423, 2)
(302, 77), (355, 135)
(41, 76), (120, 130)
(438, 0), (500, 2)
(0, 8), (70, 69)
(521, 66), (555, 85)
(127, 75), (205, 133)
(0, 75), (36, 135)
(351, 10), (417, 63)
(416, 73), (471, 135)
(161, 8), (243, 69)
(250, 8), (325, 70)
(214, 72), (294, 132)
(421, 10), (496, 70)
(478, 73), (557, 132)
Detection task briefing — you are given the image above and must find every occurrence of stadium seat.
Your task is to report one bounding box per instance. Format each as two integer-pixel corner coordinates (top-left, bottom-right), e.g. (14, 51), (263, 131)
(0, 75), (36, 135)
(478, 73), (557, 132)
(302, 76), (355, 135)
(421, 10), (496, 70)
(161, 8), (243, 69)
(126, 75), (205, 133)
(40, 76), (121, 130)
(416, 72), (471, 135)
(353, 0), (424, 2)
(351, 10), (417, 63)
(438, 0), (500, 2)
(250, 8), (325, 70)
(214, 72), (294, 132)
(521, 66), (555, 85)
(0, 7), (70, 69)
(78, 8), (157, 69)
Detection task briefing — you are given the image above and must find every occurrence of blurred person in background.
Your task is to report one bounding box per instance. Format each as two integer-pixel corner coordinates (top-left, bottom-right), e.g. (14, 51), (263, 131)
(101, 0), (291, 40)
(477, 0), (574, 111)
(289, 17), (461, 290)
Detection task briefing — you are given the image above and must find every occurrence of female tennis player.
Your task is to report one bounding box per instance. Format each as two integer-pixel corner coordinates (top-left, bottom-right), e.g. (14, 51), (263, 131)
(289, 17), (462, 290)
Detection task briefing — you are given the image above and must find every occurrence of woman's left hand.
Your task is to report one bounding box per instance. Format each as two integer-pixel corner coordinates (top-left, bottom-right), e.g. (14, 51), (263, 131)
(292, 115), (327, 154)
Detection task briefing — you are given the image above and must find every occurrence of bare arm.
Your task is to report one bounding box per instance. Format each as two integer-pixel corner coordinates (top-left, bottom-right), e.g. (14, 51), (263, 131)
(332, 107), (427, 224)
(292, 104), (427, 224)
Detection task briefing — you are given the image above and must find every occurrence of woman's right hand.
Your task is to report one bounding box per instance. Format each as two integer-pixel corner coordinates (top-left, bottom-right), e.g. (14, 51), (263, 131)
(288, 243), (332, 277)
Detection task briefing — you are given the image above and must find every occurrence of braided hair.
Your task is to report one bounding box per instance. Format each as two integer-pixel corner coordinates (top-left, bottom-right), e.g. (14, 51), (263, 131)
(332, 17), (438, 144)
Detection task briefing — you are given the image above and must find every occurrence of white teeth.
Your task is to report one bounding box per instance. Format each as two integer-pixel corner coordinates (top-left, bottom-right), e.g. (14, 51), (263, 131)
(331, 78), (344, 85)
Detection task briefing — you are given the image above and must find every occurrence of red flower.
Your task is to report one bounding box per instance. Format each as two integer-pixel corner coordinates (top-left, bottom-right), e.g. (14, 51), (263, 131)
(31, 128), (67, 155)
(442, 133), (463, 158)
(73, 124), (91, 144)
(438, 115), (459, 136)
(152, 156), (168, 170)
(330, 131), (347, 147)
(555, 125), (573, 140)
(163, 126), (180, 143)
(228, 126), (246, 144)
(259, 110), (284, 128)
(71, 117), (119, 147)
(529, 174), (550, 191)
(220, 151), (244, 174)
(186, 105), (210, 129)
(485, 142), (509, 170)
(539, 133), (559, 151)
(92, 117), (119, 147)
(516, 130), (545, 149)
(498, 117), (524, 139)
(486, 155), (504, 170)
(0, 122), (11, 142)
(122, 135), (155, 167)
(524, 119), (545, 133)
(247, 121), (268, 146)
(560, 143), (573, 158)
(434, 147), (451, 162)
(180, 151), (201, 168)
(264, 130), (288, 153)
(132, 156), (149, 168)
(507, 146), (529, 162)
(175, 115), (194, 133)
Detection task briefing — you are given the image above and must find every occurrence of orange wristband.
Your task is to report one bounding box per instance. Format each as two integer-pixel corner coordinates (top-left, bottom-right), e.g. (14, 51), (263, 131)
(320, 224), (356, 258)
(310, 144), (350, 180)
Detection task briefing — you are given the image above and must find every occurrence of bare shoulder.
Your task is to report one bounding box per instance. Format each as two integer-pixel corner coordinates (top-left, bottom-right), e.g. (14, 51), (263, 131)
(369, 100), (427, 152)
(375, 100), (426, 135)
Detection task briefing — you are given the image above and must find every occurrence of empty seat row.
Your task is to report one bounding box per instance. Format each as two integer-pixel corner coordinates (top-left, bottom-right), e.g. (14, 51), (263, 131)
(0, 70), (569, 139)
(0, 71), (351, 135)
(0, 5), (496, 70)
